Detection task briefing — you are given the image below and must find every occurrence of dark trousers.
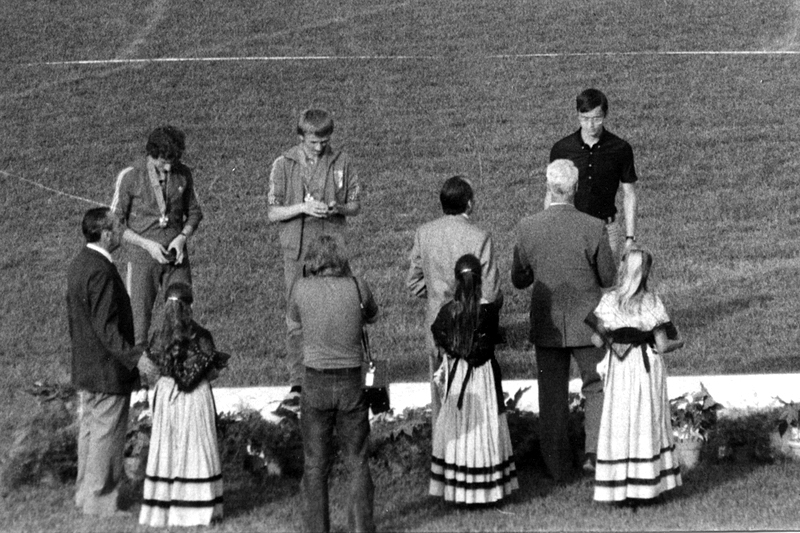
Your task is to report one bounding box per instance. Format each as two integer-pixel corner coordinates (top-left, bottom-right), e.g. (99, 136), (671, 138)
(301, 367), (375, 533)
(283, 256), (306, 387)
(126, 257), (192, 345)
(534, 345), (605, 481)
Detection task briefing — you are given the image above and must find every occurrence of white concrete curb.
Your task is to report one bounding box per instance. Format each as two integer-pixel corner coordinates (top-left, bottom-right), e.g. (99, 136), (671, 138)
(133, 374), (800, 423)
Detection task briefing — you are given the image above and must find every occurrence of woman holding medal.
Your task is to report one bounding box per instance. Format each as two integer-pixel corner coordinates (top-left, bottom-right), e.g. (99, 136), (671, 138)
(110, 125), (203, 346)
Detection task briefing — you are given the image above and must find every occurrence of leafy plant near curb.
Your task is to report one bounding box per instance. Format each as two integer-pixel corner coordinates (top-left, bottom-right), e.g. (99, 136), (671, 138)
(217, 408), (304, 478)
(0, 382), (78, 495)
(670, 383), (724, 443)
(124, 394), (151, 461)
(775, 397), (800, 440)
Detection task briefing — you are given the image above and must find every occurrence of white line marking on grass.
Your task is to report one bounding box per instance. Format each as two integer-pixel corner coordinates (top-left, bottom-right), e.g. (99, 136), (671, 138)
(30, 49), (800, 66)
(0, 169), (105, 206)
(117, 0), (170, 60)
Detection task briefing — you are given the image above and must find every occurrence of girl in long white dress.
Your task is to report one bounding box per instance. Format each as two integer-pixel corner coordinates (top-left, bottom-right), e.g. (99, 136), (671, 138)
(587, 249), (684, 503)
(429, 254), (518, 505)
(139, 282), (229, 527)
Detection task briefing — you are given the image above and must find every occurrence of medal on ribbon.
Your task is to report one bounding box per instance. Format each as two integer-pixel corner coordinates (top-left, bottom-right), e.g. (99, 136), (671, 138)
(148, 160), (169, 229)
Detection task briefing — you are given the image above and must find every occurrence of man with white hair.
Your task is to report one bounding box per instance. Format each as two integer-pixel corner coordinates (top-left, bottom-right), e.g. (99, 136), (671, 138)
(512, 159), (616, 481)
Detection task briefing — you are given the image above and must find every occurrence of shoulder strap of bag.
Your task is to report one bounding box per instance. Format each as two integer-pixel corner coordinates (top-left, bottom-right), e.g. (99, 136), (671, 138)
(351, 277), (374, 365)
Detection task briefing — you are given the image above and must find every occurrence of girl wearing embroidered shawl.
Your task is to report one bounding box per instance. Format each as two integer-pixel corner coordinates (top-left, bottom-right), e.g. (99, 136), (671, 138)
(429, 254), (518, 504)
(139, 282), (229, 527)
(585, 249), (684, 503)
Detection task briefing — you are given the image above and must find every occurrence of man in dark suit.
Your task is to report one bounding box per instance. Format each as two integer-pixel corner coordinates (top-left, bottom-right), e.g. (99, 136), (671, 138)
(511, 159), (616, 481)
(67, 207), (158, 516)
(407, 176), (502, 422)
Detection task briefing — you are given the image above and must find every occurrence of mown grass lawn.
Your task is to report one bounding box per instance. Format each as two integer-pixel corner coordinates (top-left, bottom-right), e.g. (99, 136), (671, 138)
(3, 0), (800, 530)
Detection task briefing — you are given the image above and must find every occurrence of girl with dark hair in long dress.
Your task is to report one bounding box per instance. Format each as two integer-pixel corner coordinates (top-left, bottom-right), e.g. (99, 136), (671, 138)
(429, 254), (518, 504)
(139, 282), (229, 527)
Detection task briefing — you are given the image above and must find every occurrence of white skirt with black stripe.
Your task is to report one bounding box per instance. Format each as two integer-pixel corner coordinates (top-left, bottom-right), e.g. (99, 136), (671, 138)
(594, 345), (682, 502)
(430, 357), (518, 504)
(139, 377), (223, 527)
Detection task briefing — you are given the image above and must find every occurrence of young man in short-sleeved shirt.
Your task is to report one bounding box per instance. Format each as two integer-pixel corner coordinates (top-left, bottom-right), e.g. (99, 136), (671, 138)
(549, 88), (638, 255)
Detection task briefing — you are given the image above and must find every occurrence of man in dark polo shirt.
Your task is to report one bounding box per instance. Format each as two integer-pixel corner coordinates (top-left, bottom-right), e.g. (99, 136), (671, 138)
(549, 88), (638, 256)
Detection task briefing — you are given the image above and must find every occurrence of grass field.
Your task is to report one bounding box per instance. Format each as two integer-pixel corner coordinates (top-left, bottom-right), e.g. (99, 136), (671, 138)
(3, 0), (800, 530)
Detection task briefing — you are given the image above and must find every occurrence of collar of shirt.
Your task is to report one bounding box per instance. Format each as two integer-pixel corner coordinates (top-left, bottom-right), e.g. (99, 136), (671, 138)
(578, 127), (610, 149)
(86, 243), (113, 263)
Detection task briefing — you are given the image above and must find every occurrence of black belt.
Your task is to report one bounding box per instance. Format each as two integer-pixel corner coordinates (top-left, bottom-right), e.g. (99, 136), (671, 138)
(305, 366), (361, 375)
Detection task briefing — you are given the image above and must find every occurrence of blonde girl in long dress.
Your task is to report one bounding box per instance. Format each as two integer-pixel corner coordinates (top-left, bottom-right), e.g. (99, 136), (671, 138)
(139, 282), (229, 527)
(586, 249), (684, 503)
(429, 254), (518, 505)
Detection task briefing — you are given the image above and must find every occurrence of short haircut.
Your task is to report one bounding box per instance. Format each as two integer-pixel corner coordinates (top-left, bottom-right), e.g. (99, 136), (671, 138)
(576, 88), (609, 115)
(82, 207), (113, 243)
(305, 235), (351, 277)
(439, 175), (473, 215)
(146, 125), (186, 161)
(296, 108), (334, 137)
(547, 159), (579, 199)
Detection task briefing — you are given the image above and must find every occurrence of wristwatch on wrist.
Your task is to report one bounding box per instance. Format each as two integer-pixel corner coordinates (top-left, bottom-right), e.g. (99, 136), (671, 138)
(626, 235), (636, 242)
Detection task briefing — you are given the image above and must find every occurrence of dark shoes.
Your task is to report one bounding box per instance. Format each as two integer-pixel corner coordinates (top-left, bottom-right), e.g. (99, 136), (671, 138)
(582, 453), (597, 474)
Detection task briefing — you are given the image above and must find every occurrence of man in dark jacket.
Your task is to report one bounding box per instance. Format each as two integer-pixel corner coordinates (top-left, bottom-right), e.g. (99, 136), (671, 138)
(67, 207), (158, 516)
(512, 159), (616, 481)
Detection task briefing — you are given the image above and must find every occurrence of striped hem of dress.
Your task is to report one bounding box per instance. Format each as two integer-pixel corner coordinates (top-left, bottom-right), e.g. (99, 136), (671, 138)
(595, 466), (681, 488)
(430, 455), (516, 476)
(596, 445), (675, 465)
(145, 473), (223, 483)
(142, 496), (224, 509)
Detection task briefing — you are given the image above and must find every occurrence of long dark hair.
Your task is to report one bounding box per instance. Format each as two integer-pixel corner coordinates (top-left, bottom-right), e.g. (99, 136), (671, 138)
(152, 292), (194, 375)
(449, 254), (482, 357)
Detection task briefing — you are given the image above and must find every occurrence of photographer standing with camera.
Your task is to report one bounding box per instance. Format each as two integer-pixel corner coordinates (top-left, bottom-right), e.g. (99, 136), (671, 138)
(110, 125), (203, 345)
(287, 235), (377, 533)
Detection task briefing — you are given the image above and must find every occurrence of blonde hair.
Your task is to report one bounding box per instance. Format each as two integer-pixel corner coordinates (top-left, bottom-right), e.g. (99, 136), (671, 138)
(614, 249), (654, 313)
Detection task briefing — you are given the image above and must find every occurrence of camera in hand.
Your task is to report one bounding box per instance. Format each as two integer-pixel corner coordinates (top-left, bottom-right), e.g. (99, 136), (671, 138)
(165, 249), (177, 263)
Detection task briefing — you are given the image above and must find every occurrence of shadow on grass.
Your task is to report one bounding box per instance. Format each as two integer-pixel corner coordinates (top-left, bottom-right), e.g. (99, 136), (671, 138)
(223, 471), (300, 518)
(500, 318), (533, 352)
(674, 293), (774, 329)
(374, 469), (464, 532)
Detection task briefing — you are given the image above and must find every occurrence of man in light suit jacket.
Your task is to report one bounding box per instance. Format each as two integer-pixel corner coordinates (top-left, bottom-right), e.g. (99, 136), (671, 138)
(67, 207), (158, 516)
(511, 160), (616, 481)
(407, 176), (502, 422)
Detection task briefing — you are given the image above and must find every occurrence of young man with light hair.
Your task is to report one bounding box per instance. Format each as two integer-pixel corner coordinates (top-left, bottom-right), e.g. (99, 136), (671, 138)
(268, 108), (362, 412)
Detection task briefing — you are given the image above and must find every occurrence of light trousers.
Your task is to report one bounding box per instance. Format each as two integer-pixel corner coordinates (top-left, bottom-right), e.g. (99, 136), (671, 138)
(75, 390), (130, 515)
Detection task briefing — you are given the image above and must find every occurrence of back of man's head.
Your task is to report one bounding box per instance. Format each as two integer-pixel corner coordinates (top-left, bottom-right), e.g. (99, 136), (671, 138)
(82, 207), (112, 243)
(547, 159), (578, 202)
(440, 176), (473, 215)
(576, 88), (609, 115)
